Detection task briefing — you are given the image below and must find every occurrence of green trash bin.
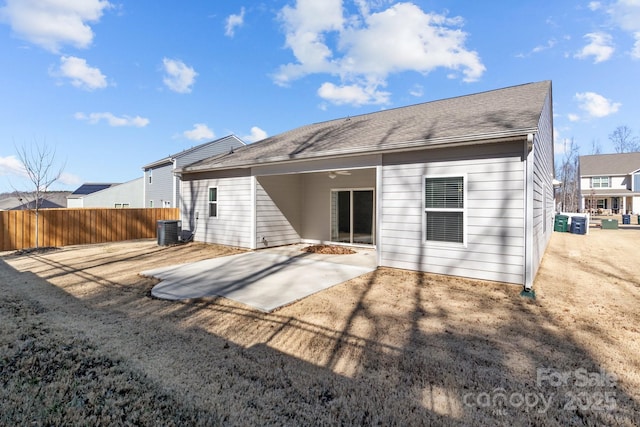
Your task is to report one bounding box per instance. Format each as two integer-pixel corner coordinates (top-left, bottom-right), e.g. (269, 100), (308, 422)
(554, 214), (569, 232)
(637, 215), (640, 225)
(601, 219), (618, 230)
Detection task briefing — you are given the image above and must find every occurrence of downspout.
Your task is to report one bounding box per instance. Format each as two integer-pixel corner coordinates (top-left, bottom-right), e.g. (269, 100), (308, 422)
(143, 168), (146, 208)
(523, 133), (535, 292)
(250, 175), (257, 249)
(376, 163), (382, 267)
(172, 159), (177, 209)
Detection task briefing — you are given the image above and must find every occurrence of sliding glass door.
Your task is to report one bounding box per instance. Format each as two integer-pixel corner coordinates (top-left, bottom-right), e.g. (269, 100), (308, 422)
(330, 189), (374, 245)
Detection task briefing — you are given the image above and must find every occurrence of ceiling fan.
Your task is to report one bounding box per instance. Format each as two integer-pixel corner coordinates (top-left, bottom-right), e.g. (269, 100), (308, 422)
(328, 170), (351, 179)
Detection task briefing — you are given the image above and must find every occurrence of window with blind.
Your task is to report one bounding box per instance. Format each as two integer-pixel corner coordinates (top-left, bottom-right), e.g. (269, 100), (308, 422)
(424, 176), (465, 244)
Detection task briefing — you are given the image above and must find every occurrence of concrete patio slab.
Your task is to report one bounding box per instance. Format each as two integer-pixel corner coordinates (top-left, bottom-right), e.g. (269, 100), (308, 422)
(142, 246), (376, 312)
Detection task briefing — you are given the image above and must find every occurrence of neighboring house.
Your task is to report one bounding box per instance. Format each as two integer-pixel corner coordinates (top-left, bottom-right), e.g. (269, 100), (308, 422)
(142, 135), (245, 209)
(67, 183), (120, 208)
(176, 81), (554, 290)
(0, 191), (71, 210)
(72, 177), (144, 208)
(579, 152), (640, 214)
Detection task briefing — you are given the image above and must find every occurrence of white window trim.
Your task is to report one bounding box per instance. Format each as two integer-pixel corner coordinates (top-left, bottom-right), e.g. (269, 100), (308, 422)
(591, 176), (610, 188)
(422, 174), (467, 248)
(208, 186), (218, 218)
(328, 187), (376, 246)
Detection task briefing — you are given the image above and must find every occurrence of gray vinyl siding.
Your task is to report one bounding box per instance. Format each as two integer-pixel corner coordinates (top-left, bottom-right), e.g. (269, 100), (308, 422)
(82, 178), (144, 208)
(256, 175), (302, 247)
(531, 89), (554, 282)
(181, 175), (252, 248)
(144, 135), (246, 210)
(145, 163), (174, 207)
(379, 142), (526, 284)
(174, 136), (244, 169)
(174, 136), (244, 212)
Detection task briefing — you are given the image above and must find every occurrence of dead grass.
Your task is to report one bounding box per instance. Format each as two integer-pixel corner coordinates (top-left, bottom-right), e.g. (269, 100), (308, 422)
(301, 244), (357, 254)
(1, 232), (639, 425)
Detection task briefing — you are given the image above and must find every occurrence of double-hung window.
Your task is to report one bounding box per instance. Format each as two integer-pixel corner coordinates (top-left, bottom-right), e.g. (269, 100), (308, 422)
(424, 176), (465, 244)
(591, 176), (609, 188)
(208, 187), (218, 218)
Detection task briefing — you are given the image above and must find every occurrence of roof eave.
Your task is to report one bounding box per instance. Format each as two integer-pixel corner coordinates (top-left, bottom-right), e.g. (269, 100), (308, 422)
(581, 172), (632, 177)
(142, 157), (173, 170)
(178, 129), (536, 174)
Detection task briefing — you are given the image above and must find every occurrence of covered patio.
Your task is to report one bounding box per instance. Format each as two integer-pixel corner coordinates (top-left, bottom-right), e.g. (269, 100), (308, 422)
(255, 166), (378, 248)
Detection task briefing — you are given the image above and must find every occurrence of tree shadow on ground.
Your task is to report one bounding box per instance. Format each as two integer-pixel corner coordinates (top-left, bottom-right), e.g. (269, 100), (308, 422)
(1, 239), (638, 425)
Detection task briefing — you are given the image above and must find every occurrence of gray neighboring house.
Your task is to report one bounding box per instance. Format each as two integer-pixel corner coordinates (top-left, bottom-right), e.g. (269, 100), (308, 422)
(67, 183), (121, 208)
(0, 191), (71, 210)
(177, 81), (555, 290)
(142, 135), (245, 209)
(579, 152), (640, 214)
(68, 178), (144, 208)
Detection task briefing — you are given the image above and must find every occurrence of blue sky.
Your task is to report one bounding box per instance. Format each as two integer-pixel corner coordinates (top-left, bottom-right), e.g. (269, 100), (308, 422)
(1, 0), (639, 193)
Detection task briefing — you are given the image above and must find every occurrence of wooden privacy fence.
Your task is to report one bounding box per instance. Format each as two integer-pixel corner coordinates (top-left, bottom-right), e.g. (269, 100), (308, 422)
(0, 208), (180, 251)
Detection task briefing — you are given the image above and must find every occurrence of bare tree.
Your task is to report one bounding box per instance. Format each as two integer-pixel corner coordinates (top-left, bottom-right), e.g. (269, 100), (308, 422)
(14, 141), (65, 248)
(609, 125), (640, 153)
(590, 139), (602, 155)
(556, 138), (580, 212)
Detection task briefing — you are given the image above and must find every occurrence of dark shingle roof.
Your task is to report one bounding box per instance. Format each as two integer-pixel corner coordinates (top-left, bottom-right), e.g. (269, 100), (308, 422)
(182, 81), (551, 173)
(579, 152), (640, 176)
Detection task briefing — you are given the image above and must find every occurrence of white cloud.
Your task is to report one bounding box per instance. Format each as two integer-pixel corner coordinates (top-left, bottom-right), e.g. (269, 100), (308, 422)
(339, 4), (484, 81)
(409, 84), (424, 97)
(608, 0), (640, 32)
(317, 82), (390, 106)
(59, 171), (82, 187)
(52, 56), (107, 90)
(183, 123), (214, 141)
(275, 1), (484, 106)
(568, 113), (580, 122)
(575, 92), (621, 118)
(0, 0), (111, 53)
(588, 1), (602, 11)
(607, 1), (640, 58)
(532, 39), (557, 53)
(225, 7), (245, 37)
(243, 126), (268, 143)
(632, 33), (640, 59)
(162, 58), (197, 93)
(516, 39), (557, 58)
(575, 32), (614, 63)
(75, 112), (150, 127)
(0, 155), (26, 177)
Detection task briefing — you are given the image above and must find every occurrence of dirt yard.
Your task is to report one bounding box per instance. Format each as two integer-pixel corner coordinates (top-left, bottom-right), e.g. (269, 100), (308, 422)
(1, 225), (639, 426)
